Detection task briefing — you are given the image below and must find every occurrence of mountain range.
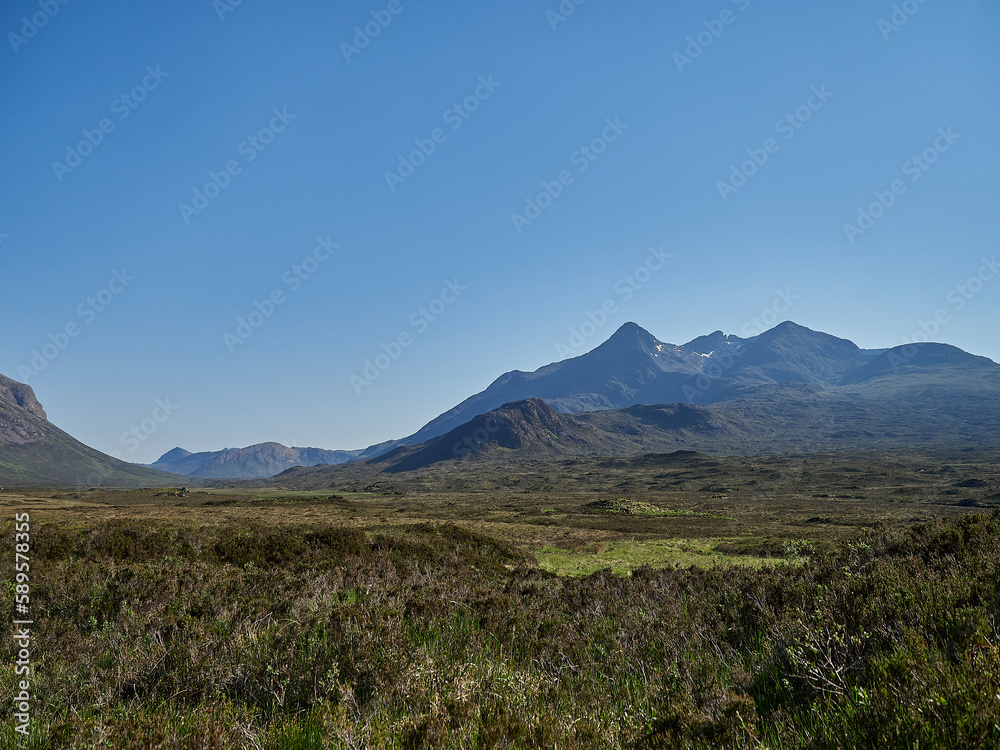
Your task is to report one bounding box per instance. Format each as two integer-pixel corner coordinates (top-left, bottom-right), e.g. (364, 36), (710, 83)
(348, 320), (997, 458)
(257, 321), (1000, 485)
(3, 320), (999, 485)
(146, 444), (361, 480)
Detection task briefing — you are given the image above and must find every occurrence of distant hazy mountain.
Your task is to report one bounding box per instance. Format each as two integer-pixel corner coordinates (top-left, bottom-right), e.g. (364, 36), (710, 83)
(840, 341), (997, 385)
(148, 442), (361, 480)
(0, 374), (185, 486)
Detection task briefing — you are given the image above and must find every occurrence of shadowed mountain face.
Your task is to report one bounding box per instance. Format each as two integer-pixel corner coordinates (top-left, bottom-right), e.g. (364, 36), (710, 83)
(148, 443), (362, 480)
(373, 398), (598, 473)
(358, 320), (998, 459)
(0, 375), (183, 487)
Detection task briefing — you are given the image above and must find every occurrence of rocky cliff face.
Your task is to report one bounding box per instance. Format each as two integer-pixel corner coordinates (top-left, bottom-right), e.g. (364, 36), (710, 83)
(0, 375), (48, 445)
(0, 374), (47, 421)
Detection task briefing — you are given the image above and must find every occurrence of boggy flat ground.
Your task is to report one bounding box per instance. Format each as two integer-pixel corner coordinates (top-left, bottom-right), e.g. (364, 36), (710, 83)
(2, 449), (999, 749)
(5, 448), (998, 575)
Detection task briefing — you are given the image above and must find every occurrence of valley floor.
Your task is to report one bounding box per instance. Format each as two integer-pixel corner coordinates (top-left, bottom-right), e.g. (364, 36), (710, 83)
(2, 450), (999, 748)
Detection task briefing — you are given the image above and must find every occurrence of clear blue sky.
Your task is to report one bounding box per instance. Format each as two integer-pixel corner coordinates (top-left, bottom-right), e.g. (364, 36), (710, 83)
(2, 0), (998, 463)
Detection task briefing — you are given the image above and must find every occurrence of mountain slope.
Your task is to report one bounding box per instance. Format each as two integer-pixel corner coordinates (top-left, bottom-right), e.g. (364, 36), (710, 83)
(148, 442), (362, 479)
(841, 342), (998, 385)
(358, 322), (710, 458)
(0, 375), (189, 487)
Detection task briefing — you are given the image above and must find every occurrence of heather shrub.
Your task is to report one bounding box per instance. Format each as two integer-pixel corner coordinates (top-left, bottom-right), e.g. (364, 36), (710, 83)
(2, 512), (998, 748)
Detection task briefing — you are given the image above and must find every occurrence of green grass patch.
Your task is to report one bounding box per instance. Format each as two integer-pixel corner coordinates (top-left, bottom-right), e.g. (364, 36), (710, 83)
(535, 537), (786, 576)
